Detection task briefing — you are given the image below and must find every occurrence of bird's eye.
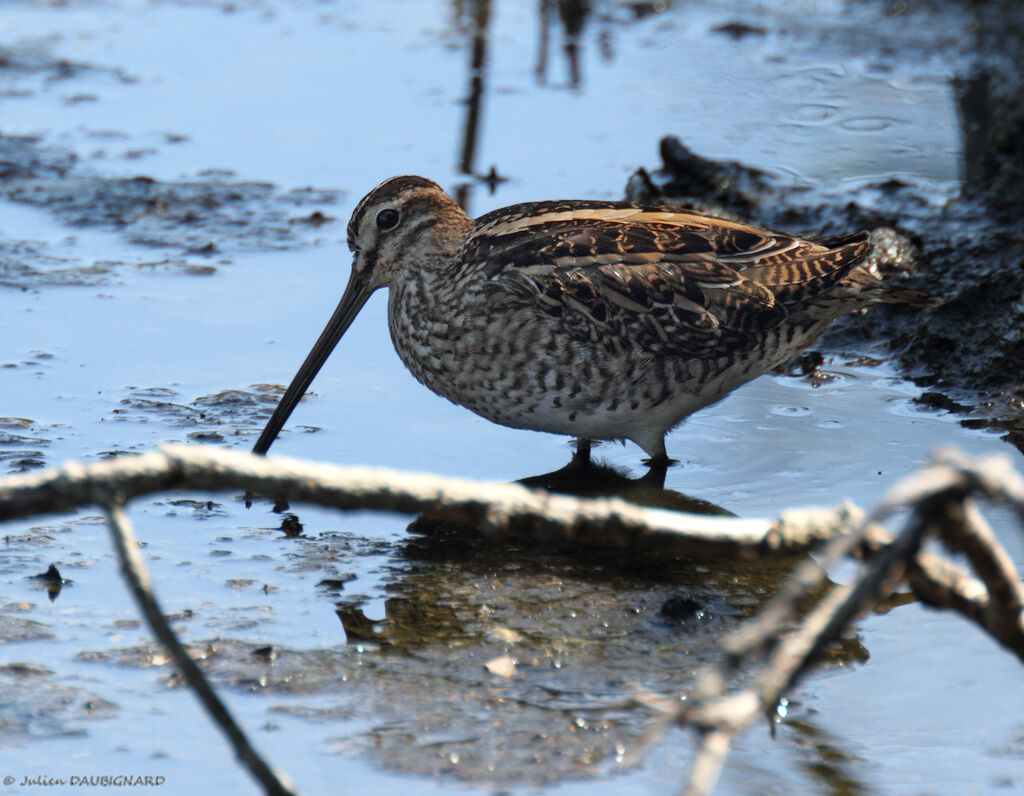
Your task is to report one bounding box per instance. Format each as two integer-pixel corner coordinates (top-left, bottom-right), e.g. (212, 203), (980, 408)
(376, 208), (400, 231)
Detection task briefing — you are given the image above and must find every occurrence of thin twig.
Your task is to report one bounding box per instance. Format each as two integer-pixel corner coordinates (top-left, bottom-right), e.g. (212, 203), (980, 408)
(104, 502), (300, 796)
(681, 730), (732, 796)
(684, 506), (931, 736)
(721, 523), (863, 665)
(908, 533), (1024, 662)
(717, 460), (966, 666)
(677, 466), (988, 795)
(945, 499), (1024, 615)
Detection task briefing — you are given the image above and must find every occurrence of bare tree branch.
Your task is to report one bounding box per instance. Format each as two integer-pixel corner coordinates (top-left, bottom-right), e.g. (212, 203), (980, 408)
(675, 451), (1024, 795)
(104, 502), (300, 796)
(907, 504), (1024, 662)
(681, 730), (732, 796)
(0, 444), (860, 557)
(945, 499), (1024, 615)
(2, 444), (1023, 795)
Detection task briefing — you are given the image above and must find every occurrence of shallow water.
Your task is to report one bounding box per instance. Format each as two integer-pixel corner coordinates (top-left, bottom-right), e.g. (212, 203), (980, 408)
(2, 1), (1022, 794)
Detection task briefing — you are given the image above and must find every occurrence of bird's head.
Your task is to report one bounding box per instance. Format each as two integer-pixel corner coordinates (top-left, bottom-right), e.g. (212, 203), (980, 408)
(251, 176), (469, 456)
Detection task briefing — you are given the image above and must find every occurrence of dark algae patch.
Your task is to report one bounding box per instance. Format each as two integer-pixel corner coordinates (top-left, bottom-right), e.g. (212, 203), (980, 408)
(107, 384), (291, 446)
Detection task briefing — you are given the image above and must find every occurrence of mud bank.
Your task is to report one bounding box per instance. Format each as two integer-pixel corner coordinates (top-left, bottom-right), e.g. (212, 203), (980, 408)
(0, 133), (338, 288)
(626, 2), (1024, 452)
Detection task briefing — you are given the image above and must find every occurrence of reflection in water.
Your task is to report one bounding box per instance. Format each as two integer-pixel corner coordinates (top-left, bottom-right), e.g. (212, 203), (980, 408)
(338, 597), (464, 650)
(517, 455), (735, 516)
(324, 516), (870, 783)
(558, 0), (586, 88)
(28, 563), (66, 602)
(338, 524), (808, 656)
(536, 0), (552, 84)
(454, 0), (491, 211)
(453, 0), (625, 210)
(785, 716), (872, 796)
(394, 447), (735, 546)
(536, 0), (589, 89)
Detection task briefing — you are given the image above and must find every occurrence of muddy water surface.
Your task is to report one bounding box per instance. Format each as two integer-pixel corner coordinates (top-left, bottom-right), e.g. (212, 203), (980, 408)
(2, 2), (1023, 795)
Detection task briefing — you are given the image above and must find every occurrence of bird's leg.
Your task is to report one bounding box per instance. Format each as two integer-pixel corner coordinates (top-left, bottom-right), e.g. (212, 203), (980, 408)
(640, 456), (670, 488)
(571, 437), (592, 467)
(640, 439), (676, 473)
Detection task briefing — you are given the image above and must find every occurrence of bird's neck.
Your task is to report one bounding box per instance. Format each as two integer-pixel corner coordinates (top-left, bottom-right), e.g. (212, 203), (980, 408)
(389, 207), (474, 294)
(383, 204), (474, 378)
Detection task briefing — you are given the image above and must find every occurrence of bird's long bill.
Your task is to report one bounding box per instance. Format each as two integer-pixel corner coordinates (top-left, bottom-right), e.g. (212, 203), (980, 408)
(252, 269), (374, 455)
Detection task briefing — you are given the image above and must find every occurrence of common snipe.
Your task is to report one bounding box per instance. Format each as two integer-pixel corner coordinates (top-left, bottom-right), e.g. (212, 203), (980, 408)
(253, 176), (929, 465)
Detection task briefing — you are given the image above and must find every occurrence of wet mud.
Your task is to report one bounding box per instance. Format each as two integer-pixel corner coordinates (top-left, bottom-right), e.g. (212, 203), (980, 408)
(76, 531), (845, 784)
(0, 133), (339, 289)
(111, 385), (290, 440)
(0, 36), (135, 98)
(2, 1), (1023, 793)
(0, 663), (117, 743)
(1, 385), (291, 474)
(0, 417), (51, 473)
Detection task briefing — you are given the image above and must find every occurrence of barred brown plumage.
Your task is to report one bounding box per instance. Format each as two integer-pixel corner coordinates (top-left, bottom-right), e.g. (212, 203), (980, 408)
(253, 175), (932, 466)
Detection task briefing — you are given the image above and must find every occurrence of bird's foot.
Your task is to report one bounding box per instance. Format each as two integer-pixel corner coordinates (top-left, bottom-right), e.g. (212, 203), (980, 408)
(569, 438), (593, 470)
(641, 453), (677, 470)
(638, 455), (674, 489)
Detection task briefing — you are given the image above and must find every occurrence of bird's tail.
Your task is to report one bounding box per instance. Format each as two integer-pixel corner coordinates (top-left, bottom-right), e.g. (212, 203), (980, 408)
(876, 287), (943, 306)
(858, 227), (943, 307)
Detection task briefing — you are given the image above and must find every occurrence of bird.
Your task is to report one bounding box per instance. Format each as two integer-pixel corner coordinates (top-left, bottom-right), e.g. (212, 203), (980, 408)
(252, 175), (931, 467)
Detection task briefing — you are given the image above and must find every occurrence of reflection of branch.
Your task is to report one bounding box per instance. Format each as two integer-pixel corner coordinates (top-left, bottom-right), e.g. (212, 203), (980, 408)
(455, 0), (492, 211)
(0, 445), (861, 557)
(557, 0), (586, 88)
(458, 3), (487, 175)
(104, 502), (299, 796)
(536, 0), (553, 84)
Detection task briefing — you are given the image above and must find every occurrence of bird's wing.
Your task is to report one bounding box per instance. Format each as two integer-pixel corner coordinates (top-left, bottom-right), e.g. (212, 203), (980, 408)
(464, 203), (871, 357)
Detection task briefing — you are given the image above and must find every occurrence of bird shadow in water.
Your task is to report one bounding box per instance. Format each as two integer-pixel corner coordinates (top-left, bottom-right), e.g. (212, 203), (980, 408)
(517, 454), (734, 516)
(404, 453), (733, 541)
(246, 452), (733, 524)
